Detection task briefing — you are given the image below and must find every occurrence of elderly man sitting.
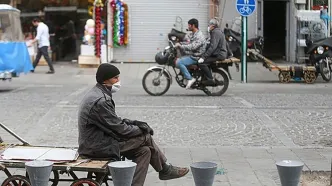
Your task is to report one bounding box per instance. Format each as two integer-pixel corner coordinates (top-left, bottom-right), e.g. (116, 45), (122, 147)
(77, 63), (189, 186)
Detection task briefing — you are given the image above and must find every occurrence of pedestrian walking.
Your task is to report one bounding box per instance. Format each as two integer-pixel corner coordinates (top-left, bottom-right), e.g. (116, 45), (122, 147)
(28, 18), (55, 74)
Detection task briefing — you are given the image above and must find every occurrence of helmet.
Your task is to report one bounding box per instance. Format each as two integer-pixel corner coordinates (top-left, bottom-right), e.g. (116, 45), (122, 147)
(155, 51), (170, 65)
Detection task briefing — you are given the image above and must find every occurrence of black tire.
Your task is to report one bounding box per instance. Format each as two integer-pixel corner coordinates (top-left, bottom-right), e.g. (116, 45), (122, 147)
(319, 60), (331, 82)
(26, 170), (59, 186)
(70, 178), (100, 186)
(142, 69), (171, 96)
(1, 175), (31, 186)
(203, 68), (229, 96)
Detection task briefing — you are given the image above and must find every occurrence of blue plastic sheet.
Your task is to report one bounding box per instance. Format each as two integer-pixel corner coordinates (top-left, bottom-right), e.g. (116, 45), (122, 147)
(0, 42), (33, 74)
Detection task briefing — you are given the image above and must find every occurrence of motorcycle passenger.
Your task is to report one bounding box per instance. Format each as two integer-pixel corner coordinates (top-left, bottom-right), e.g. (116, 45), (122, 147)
(174, 18), (206, 89)
(198, 18), (228, 85)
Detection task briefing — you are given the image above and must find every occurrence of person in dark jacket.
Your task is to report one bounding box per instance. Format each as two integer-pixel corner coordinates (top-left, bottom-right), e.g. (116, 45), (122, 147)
(78, 63), (189, 186)
(198, 18), (228, 85)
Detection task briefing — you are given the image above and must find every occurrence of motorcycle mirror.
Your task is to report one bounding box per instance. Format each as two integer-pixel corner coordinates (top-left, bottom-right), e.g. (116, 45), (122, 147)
(225, 23), (228, 28)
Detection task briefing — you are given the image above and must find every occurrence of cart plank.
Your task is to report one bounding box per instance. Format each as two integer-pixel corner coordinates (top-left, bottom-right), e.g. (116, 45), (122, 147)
(0, 144), (110, 172)
(214, 57), (240, 64)
(269, 65), (316, 71)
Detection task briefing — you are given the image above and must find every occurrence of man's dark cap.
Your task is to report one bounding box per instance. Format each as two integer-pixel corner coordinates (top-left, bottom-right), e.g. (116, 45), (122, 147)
(96, 63), (120, 84)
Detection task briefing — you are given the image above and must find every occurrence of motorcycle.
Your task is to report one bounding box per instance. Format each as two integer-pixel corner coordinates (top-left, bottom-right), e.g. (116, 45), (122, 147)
(224, 23), (264, 61)
(142, 29), (230, 96)
(306, 36), (332, 82)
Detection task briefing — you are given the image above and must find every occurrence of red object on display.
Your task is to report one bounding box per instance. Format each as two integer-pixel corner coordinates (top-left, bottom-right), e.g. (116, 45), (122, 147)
(95, 6), (102, 57)
(312, 5), (328, 10)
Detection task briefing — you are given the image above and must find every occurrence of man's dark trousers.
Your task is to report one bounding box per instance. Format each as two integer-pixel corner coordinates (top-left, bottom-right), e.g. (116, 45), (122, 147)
(119, 134), (167, 186)
(199, 56), (226, 80)
(33, 46), (55, 72)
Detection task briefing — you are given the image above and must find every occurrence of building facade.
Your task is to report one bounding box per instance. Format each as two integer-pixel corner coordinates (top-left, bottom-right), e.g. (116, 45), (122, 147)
(1, 0), (329, 63)
(220, 0), (329, 63)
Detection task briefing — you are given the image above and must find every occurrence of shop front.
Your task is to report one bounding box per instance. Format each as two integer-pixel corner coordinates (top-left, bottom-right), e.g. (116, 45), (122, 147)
(110, 0), (213, 63)
(10, 0), (216, 64)
(16, 0), (106, 62)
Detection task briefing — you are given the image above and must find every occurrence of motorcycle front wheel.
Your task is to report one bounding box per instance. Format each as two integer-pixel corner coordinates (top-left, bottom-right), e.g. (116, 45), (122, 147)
(142, 68), (171, 96)
(319, 59), (331, 82)
(203, 68), (229, 96)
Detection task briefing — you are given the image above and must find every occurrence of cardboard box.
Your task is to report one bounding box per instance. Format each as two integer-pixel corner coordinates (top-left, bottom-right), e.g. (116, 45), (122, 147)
(78, 55), (100, 68)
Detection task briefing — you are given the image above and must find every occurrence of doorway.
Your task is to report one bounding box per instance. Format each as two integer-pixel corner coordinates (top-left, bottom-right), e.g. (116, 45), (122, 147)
(263, 1), (287, 60)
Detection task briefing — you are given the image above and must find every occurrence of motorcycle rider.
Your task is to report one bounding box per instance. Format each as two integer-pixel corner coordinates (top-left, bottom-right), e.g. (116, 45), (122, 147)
(198, 18), (228, 85)
(174, 18), (206, 89)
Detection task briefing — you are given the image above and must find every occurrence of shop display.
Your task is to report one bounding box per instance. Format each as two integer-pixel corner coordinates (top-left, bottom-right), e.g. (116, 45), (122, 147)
(94, 0), (103, 57)
(110, 0), (129, 47)
(83, 19), (95, 45)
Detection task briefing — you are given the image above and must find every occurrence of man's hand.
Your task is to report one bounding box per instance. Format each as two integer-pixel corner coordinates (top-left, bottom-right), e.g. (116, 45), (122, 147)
(122, 118), (135, 125)
(198, 58), (204, 63)
(133, 120), (154, 135)
(174, 43), (181, 48)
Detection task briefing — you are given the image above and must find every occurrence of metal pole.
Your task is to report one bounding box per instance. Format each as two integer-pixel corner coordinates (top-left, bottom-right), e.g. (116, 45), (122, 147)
(241, 16), (248, 83)
(0, 122), (30, 145)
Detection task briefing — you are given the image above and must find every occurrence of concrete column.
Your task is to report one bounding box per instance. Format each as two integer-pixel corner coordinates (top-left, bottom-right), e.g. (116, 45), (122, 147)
(289, 0), (297, 62)
(329, 0), (331, 36)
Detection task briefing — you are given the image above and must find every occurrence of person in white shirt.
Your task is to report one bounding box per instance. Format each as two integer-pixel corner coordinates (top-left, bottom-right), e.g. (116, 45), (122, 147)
(28, 18), (55, 74)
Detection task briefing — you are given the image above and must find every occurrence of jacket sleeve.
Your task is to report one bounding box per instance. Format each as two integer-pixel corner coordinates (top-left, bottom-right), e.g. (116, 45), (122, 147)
(181, 37), (204, 51)
(93, 99), (143, 138)
(202, 31), (219, 59)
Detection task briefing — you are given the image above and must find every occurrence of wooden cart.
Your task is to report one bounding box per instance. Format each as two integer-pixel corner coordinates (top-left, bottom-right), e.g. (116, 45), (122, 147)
(248, 49), (317, 84)
(0, 144), (115, 186)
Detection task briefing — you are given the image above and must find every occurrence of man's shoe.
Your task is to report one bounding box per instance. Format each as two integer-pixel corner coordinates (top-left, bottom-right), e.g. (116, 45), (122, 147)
(159, 165), (189, 180)
(46, 70), (55, 74)
(30, 70), (34, 73)
(185, 78), (196, 89)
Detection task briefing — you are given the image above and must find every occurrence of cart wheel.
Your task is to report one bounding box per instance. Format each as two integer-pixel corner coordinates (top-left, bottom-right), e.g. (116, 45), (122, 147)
(1, 175), (31, 186)
(70, 178), (100, 186)
(26, 170), (59, 186)
(304, 71), (316, 84)
(278, 71), (291, 83)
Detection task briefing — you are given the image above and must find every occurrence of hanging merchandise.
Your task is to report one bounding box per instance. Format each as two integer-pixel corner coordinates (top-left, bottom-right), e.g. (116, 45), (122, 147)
(94, 0), (104, 58)
(110, 0), (129, 47)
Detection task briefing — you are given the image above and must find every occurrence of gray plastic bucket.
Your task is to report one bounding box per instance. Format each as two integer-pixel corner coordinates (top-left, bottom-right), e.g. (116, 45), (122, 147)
(276, 160), (304, 186)
(190, 161), (218, 186)
(108, 161), (137, 186)
(25, 160), (53, 186)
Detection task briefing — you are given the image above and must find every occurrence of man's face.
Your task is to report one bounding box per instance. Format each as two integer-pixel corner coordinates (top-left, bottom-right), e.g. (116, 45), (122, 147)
(208, 24), (215, 31)
(104, 75), (120, 85)
(187, 24), (194, 31)
(32, 21), (38, 27)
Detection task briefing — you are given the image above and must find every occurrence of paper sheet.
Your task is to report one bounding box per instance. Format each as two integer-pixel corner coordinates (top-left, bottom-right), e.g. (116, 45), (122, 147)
(0, 146), (78, 161)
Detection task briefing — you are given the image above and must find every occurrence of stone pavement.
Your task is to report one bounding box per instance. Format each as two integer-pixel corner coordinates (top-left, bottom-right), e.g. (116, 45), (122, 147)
(0, 62), (332, 185)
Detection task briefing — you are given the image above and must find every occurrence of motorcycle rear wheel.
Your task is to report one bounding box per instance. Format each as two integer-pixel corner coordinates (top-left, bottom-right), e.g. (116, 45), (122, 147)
(319, 59), (331, 82)
(142, 69), (171, 96)
(203, 69), (229, 96)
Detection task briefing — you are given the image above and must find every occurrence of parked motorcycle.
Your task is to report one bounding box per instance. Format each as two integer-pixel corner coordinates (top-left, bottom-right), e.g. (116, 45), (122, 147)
(142, 29), (230, 96)
(224, 24), (264, 61)
(306, 36), (332, 82)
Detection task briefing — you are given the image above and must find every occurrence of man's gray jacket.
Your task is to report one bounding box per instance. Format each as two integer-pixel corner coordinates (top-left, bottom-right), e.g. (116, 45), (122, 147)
(201, 27), (227, 60)
(77, 83), (143, 160)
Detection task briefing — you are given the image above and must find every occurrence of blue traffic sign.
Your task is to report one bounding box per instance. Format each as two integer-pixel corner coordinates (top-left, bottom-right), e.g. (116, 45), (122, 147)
(236, 0), (256, 16)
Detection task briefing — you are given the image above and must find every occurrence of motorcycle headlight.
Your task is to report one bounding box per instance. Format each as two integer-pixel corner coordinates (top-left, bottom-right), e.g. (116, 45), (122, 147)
(317, 46), (324, 54)
(171, 36), (176, 41)
(228, 36), (233, 41)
